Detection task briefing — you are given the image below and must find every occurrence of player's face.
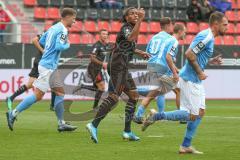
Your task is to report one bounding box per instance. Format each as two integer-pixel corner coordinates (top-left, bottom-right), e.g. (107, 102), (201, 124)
(66, 15), (76, 28)
(100, 31), (109, 43)
(126, 9), (138, 25)
(218, 17), (228, 36)
(179, 27), (186, 40)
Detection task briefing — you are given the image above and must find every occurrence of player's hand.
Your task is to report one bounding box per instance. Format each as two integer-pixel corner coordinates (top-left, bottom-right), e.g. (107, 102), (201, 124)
(141, 52), (151, 59)
(102, 62), (108, 70)
(173, 73), (179, 83)
(137, 8), (145, 21)
(198, 72), (207, 80)
(190, 114), (197, 121)
(209, 54), (223, 65)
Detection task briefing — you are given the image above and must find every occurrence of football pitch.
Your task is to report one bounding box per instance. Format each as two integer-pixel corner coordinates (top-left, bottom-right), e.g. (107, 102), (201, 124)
(0, 100), (239, 160)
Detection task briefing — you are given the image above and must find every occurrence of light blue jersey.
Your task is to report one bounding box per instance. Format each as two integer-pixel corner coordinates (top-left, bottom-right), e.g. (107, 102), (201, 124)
(39, 22), (70, 70)
(180, 28), (214, 83)
(147, 31), (179, 76)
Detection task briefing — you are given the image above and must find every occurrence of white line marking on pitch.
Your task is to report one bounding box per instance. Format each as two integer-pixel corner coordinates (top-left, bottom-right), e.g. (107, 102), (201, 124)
(147, 135), (164, 138)
(205, 116), (240, 119)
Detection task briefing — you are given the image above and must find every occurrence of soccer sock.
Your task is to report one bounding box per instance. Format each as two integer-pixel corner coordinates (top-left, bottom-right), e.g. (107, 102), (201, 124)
(153, 110), (190, 121)
(50, 91), (56, 107)
(135, 104), (146, 118)
(182, 117), (202, 147)
(93, 90), (104, 109)
(81, 84), (97, 92)
(54, 95), (65, 125)
(92, 96), (118, 128)
(10, 85), (28, 101)
(124, 99), (137, 132)
(156, 95), (165, 113)
(14, 94), (37, 116)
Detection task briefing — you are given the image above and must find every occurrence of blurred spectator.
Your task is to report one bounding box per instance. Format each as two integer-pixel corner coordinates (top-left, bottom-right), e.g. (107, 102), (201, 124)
(201, 0), (215, 20)
(92, 0), (123, 9)
(187, 0), (202, 22)
(0, 4), (10, 43)
(209, 0), (231, 13)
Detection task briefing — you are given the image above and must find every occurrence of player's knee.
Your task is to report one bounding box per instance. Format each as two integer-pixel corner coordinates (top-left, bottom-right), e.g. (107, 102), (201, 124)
(199, 109), (205, 117)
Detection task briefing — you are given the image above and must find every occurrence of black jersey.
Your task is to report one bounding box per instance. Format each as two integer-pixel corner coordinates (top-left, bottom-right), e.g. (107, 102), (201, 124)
(88, 41), (112, 72)
(110, 22), (136, 70)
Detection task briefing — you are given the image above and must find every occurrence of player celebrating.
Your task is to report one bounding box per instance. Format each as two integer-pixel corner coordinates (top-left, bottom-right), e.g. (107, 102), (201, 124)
(6, 21), (58, 112)
(6, 8), (78, 132)
(134, 19), (186, 124)
(86, 7), (150, 143)
(142, 11), (227, 154)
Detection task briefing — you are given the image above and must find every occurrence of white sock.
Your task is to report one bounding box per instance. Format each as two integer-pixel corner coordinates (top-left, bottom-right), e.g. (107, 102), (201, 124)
(58, 120), (65, 125)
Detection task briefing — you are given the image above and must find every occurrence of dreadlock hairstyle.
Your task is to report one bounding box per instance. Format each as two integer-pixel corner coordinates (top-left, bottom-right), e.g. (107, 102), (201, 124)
(122, 7), (137, 23)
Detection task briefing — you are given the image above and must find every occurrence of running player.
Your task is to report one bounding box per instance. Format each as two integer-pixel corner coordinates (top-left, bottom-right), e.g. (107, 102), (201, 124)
(142, 11), (227, 154)
(6, 8), (78, 132)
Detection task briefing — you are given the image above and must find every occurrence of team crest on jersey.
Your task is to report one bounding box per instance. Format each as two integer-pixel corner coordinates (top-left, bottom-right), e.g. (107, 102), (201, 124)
(193, 42), (205, 54)
(60, 34), (67, 41)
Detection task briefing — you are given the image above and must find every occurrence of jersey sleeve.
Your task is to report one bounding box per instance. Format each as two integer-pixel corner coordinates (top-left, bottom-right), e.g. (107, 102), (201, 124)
(167, 39), (179, 58)
(190, 31), (213, 55)
(120, 25), (132, 40)
(39, 32), (47, 47)
(91, 43), (99, 55)
(55, 31), (70, 51)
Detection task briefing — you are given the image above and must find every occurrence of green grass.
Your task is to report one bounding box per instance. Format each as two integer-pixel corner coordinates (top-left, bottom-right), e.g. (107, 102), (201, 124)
(0, 100), (239, 160)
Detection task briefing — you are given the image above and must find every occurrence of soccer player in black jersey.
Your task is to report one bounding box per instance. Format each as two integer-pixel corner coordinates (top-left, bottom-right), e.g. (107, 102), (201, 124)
(86, 7), (150, 143)
(6, 22), (58, 111)
(74, 29), (111, 109)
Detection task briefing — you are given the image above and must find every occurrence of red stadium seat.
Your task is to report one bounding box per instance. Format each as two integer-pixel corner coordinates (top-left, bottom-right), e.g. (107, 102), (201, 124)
(95, 34), (100, 41)
(225, 11), (236, 22)
(186, 22), (199, 33)
(69, 21), (82, 32)
(97, 21), (110, 31)
(110, 21), (121, 32)
(199, 22), (209, 31)
(137, 34), (147, 44)
(147, 34), (154, 42)
(215, 36), (222, 45)
(44, 20), (54, 30)
(149, 22), (161, 33)
(236, 23), (240, 34)
(24, 0), (36, 6)
(237, 11), (240, 21)
(140, 21), (149, 33)
(69, 34), (81, 44)
(184, 35), (195, 44)
(236, 36), (240, 45)
(47, 7), (60, 19)
(229, 0), (238, 9)
(81, 34), (94, 44)
(34, 7), (46, 19)
(226, 23), (235, 34)
(84, 21), (97, 32)
(223, 35), (235, 45)
(109, 34), (117, 43)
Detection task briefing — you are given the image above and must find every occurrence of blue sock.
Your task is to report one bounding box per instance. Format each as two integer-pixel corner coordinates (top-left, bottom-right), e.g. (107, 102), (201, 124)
(54, 96), (65, 124)
(182, 117), (202, 147)
(156, 95), (165, 112)
(15, 94), (37, 113)
(153, 110), (190, 121)
(135, 105), (146, 118)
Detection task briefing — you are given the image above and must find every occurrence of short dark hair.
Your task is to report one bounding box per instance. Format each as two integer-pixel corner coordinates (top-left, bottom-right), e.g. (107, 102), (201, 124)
(99, 29), (108, 34)
(159, 17), (172, 29)
(122, 7), (136, 23)
(61, 8), (77, 18)
(209, 11), (225, 25)
(173, 24), (184, 33)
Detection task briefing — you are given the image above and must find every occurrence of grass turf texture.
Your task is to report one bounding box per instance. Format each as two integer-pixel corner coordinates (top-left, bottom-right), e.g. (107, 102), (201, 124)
(0, 100), (239, 160)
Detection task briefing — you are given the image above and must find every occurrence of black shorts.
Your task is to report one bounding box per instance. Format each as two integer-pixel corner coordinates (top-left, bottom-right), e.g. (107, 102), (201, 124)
(28, 62), (39, 78)
(108, 69), (136, 96)
(87, 67), (104, 85)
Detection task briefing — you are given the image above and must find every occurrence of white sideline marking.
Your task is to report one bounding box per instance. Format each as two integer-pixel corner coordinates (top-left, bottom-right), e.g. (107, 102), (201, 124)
(205, 116), (240, 119)
(147, 135), (164, 138)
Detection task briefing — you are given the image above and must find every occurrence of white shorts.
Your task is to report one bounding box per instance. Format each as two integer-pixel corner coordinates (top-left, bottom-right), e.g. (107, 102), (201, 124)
(179, 78), (206, 115)
(33, 65), (53, 93)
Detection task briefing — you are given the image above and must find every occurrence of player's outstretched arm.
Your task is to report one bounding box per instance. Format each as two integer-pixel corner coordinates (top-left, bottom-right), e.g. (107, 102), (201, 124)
(134, 49), (151, 59)
(185, 48), (207, 80)
(32, 36), (44, 53)
(209, 54), (223, 65)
